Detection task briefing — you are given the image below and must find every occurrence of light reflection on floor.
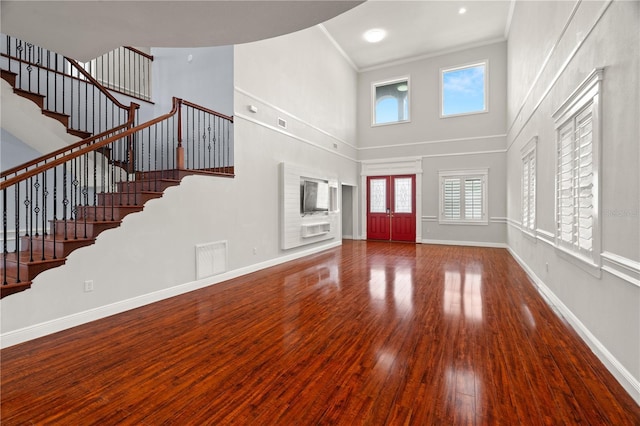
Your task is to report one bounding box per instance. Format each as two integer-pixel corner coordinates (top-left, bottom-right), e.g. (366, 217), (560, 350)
(444, 262), (483, 322)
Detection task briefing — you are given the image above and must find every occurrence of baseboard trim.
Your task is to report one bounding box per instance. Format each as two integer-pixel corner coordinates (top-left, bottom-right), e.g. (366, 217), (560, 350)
(422, 239), (507, 249)
(507, 247), (640, 404)
(0, 241), (342, 349)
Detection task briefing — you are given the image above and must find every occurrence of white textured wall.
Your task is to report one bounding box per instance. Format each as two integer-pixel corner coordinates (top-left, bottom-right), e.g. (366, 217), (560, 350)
(506, 0), (640, 401)
(1, 25), (358, 345)
(152, 46), (234, 118)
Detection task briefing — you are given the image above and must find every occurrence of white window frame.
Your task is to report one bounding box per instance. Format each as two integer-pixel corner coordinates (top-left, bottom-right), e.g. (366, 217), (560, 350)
(438, 169), (488, 225)
(521, 136), (538, 238)
(371, 76), (411, 126)
(552, 68), (603, 276)
(440, 60), (488, 118)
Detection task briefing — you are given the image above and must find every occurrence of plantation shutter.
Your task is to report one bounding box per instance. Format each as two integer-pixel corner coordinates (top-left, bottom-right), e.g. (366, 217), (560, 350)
(522, 150), (536, 231)
(443, 178), (461, 219)
(529, 152), (536, 230)
(556, 104), (594, 255)
(523, 158), (530, 227)
(464, 178), (483, 220)
(576, 107), (594, 253)
(557, 122), (575, 246)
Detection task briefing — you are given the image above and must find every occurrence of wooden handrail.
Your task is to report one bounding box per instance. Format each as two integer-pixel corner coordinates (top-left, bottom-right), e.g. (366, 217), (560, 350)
(124, 46), (154, 61)
(66, 58), (131, 111)
(181, 100), (234, 122)
(0, 104), (138, 179)
(0, 52), (132, 113)
(0, 97), (235, 190)
(0, 98), (181, 190)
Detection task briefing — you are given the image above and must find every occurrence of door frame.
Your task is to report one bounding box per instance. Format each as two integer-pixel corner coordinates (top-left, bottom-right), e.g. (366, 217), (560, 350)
(360, 158), (423, 242)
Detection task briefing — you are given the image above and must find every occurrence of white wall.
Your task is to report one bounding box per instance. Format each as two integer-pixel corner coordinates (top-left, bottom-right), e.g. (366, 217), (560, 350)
(506, 0), (640, 401)
(152, 46), (234, 117)
(357, 41), (508, 245)
(1, 25), (358, 346)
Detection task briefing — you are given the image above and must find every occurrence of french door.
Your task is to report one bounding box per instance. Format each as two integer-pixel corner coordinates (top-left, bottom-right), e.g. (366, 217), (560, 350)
(366, 175), (416, 242)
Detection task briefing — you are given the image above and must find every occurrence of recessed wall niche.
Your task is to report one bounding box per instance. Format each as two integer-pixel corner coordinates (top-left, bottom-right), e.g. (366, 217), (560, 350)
(280, 162), (339, 250)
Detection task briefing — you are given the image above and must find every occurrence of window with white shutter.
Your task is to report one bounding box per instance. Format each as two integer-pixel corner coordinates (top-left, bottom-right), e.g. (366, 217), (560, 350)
(439, 170), (488, 225)
(521, 136), (537, 236)
(552, 69), (602, 271)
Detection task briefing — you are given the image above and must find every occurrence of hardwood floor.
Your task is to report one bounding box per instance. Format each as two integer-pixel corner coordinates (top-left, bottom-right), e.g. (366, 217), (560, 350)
(1, 241), (638, 424)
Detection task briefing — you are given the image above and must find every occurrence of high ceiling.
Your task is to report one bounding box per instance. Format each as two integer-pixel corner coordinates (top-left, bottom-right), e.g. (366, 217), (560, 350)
(322, 0), (514, 71)
(0, 0), (364, 61)
(1, 0), (513, 70)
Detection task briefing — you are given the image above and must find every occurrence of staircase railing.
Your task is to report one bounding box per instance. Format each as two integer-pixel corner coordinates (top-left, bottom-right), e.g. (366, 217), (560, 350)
(81, 46), (154, 102)
(1, 34), (136, 137)
(1, 97), (234, 289)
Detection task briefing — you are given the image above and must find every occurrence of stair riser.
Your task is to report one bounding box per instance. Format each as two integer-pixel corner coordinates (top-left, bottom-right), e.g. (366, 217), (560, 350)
(1, 258), (66, 282)
(97, 192), (162, 206)
(1, 70), (17, 87)
(117, 181), (180, 192)
(0, 283), (32, 298)
(20, 237), (95, 258)
(136, 170), (183, 180)
(76, 205), (144, 221)
(49, 220), (120, 238)
(42, 110), (69, 128)
(13, 88), (45, 109)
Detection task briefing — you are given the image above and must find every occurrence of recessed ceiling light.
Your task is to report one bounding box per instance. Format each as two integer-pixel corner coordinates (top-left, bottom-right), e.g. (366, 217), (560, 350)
(364, 28), (386, 43)
(397, 84), (408, 92)
(459, 7), (467, 14)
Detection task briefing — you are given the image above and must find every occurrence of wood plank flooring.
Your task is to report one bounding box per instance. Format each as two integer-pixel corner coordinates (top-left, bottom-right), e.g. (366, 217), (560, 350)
(1, 241), (639, 424)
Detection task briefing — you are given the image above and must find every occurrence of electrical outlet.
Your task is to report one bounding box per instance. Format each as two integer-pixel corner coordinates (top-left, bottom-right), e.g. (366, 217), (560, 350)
(253, 247), (257, 255)
(545, 263), (549, 272)
(84, 280), (94, 292)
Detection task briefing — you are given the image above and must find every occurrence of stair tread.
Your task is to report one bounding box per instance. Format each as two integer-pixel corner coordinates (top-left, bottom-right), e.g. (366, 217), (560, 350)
(50, 219), (121, 225)
(2, 251), (67, 265)
(13, 87), (45, 97)
(42, 109), (69, 118)
(0, 281), (33, 298)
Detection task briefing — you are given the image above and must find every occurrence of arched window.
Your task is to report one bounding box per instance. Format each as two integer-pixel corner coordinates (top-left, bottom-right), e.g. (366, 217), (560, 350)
(373, 78), (410, 125)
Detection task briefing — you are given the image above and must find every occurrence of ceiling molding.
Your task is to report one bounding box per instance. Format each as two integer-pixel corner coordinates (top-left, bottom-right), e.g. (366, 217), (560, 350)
(317, 24), (359, 72)
(359, 37), (507, 73)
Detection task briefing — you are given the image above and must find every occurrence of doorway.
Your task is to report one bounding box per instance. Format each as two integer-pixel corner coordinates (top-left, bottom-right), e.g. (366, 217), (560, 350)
(366, 175), (416, 242)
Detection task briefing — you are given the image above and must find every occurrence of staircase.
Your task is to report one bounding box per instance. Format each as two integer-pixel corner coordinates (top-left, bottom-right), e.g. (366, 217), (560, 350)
(1, 36), (234, 298)
(1, 170), (190, 298)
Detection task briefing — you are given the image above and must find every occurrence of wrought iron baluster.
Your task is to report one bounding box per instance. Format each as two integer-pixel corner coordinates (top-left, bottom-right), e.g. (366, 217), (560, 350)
(40, 172), (46, 260)
(226, 119), (231, 173)
(15, 182), (20, 282)
(62, 162), (69, 241)
(27, 176), (33, 262)
(53, 167), (58, 259)
(3, 188), (7, 285)
(82, 153), (89, 238)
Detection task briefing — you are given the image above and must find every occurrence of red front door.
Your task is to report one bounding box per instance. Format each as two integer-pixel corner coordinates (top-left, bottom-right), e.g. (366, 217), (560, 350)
(367, 175), (416, 242)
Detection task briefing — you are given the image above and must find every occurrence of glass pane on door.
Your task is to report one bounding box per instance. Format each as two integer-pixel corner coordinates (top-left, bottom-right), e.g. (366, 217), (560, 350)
(369, 178), (387, 213)
(394, 177), (412, 213)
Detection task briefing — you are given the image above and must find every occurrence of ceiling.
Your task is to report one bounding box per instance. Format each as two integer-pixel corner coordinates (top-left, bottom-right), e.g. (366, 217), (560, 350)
(0, 0), (364, 61)
(1, 0), (513, 70)
(322, 0), (514, 71)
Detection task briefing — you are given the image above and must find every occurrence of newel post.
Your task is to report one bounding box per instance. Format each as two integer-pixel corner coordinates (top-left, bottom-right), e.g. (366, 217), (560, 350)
(176, 97), (185, 169)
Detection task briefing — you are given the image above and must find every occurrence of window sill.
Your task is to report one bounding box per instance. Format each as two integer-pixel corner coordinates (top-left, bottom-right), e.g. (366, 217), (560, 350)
(371, 119), (411, 128)
(440, 109), (488, 119)
(438, 219), (488, 226)
(554, 244), (601, 278)
(522, 228), (537, 241)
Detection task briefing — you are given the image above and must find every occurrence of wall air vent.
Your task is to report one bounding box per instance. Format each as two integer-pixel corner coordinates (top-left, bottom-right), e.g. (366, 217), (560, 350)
(195, 241), (227, 280)
(277, 117), (288, 129)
